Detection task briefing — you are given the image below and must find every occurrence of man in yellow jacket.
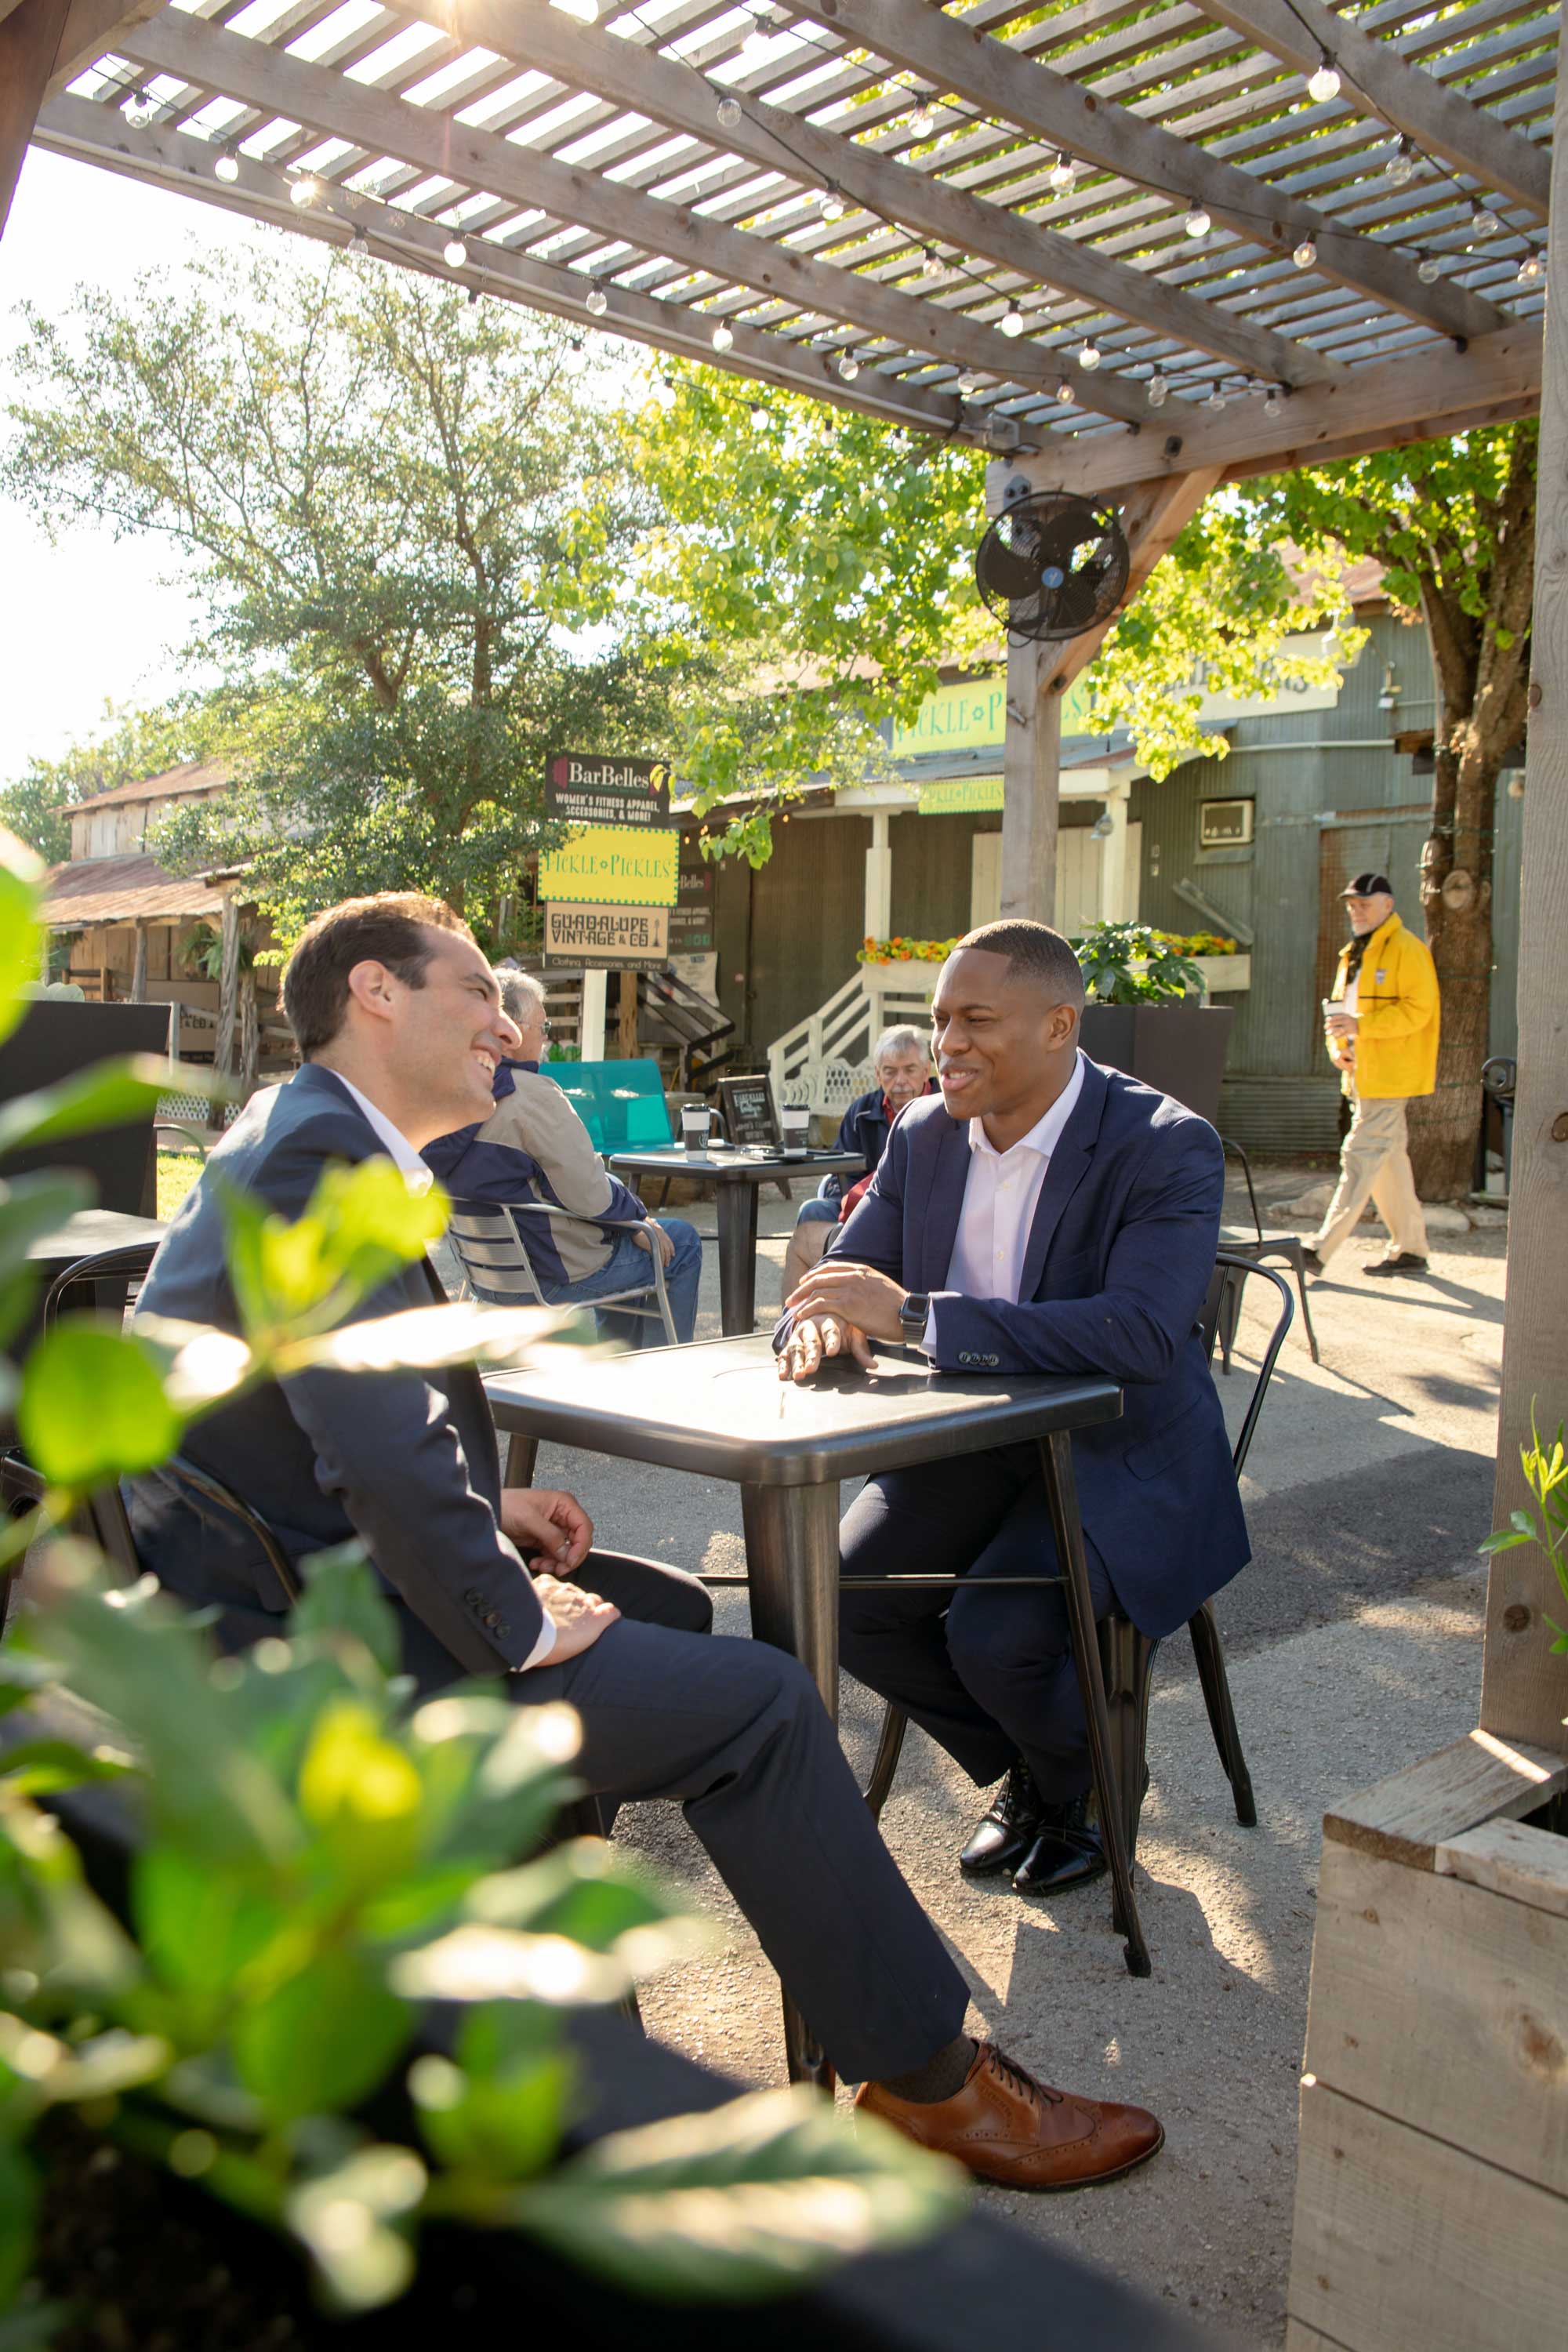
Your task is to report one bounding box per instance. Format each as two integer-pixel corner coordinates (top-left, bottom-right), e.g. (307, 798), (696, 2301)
(1303, 872), (1440, 1280)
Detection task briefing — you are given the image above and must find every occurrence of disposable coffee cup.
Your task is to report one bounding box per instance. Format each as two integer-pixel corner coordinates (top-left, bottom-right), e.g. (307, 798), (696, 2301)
(781, 1106), (811, 1158)
(681, 1106), (715, 1154)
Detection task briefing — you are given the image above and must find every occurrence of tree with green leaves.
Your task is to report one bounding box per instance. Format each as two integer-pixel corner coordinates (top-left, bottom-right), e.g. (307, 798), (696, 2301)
(0, 691), (227, 866)
(1241, 422), (1536, 1198)
(2, 241), (688, 942)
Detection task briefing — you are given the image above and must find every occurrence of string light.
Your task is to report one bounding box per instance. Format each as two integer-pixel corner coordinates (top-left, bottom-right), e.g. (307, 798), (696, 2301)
(820, 187), (845, 222)
(443, 236), (468, 267)
(1516, 249), (1544, 285)
(750, 403), (769, 427)
(920, 246), (943, 280)
(348, 226), (369, 257)
(1308, 52), (1341, 103)
(837, 351), (860, 380)
(1206, 384), (1227, 411)
(1471, 202), (1501, 238)
(1185, 204), (1211, 241)
(1078, 338), (1101, 371)
(1417, 254), (1441, 285)
(290, 173), (322, 208)
(1055, 378), (1076, 404)
(1048, 153), (1074, 194)
(1146, 368), (1168, 408)
(586, 285), (608, 314)
(1293, 237), (1317, 270)
(213, 147), (240, 183)
(711, 321), (735, 351)
(122, 93), (154, 127)
(716, 94), (742, 129)
(1263, 386), (1283, 417)
(908, 103), (936, 139)
(1386, 138), (1416, 187)
(1000, 305), (1025, 339)
(956, 368), (979, 395)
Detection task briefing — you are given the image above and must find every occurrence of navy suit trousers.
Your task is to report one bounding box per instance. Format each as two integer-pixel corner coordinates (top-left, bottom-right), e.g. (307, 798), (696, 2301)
(839, 1449), (1114, 1806)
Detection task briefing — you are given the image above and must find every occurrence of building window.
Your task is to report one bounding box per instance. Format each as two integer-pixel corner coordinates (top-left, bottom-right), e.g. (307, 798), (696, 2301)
(1199, 799), (1254, 849)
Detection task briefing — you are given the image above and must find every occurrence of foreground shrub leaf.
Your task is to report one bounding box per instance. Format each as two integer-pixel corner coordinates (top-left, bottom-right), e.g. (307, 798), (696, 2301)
(17, 1321), (183, 1490)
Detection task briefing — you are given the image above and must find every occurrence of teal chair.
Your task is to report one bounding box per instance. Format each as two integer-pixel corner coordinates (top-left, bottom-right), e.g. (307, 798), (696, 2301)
(548, 1059), (673, 1155)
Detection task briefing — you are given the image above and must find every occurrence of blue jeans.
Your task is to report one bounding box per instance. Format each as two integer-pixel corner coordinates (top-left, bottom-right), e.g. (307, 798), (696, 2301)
(535, 1217), (702, 1347)
(795, 1195), (839, 1228)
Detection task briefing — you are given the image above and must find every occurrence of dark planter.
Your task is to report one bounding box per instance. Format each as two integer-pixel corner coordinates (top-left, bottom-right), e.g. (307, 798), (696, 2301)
(1080, 1003), (1236, 1126)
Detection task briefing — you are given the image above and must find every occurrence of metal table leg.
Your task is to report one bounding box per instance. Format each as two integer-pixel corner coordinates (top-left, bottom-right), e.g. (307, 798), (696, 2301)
(1037, 1432), (1152, 1980)
(715, 1179), (760, 1336)
(741, 1479), (841, 2092)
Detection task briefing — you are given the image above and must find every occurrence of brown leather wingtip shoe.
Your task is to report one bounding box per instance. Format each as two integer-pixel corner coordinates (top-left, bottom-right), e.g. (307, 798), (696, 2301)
(857, 2042), (1163, 2192)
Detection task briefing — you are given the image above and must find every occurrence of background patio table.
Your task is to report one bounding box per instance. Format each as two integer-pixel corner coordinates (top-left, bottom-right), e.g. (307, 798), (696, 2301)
(607, 1145), (864, 1336)
(485, 1331), (1132, 2087)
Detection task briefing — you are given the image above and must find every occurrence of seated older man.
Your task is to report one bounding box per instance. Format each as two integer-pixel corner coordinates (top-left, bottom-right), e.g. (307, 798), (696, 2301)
(423, 967), (702, 1346)
(780, 1025), (935, 1301)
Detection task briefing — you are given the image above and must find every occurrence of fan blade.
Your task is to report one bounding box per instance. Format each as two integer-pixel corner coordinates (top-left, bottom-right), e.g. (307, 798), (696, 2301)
(978, 524), (1047, 603)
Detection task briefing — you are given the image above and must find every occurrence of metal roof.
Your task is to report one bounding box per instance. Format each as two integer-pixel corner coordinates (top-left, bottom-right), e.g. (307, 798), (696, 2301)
(41, 851), (238, 926)
(27, 0), (1552, 482)
(60, 758), (238, 816)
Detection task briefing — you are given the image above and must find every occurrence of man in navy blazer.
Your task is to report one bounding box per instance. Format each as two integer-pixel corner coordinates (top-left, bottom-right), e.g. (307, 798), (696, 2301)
(129, 892), (1164, 2193)
(779, 919), (1247, 1898)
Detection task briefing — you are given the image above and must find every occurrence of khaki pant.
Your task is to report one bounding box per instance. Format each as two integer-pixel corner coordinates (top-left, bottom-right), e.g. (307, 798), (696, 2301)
(1313, 1094), (1429, 1265)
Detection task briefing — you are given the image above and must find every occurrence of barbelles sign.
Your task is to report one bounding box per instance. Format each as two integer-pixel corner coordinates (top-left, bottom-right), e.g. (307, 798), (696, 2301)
(545, 751), (673, 829)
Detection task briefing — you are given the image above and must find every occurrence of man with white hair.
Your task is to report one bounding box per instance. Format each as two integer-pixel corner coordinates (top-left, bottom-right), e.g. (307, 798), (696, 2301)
(424, 965), (702, 1343)
(780, 1024), (935, 1300)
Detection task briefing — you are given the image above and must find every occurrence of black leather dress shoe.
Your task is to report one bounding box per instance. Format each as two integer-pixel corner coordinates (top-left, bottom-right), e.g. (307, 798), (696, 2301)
(1012, 1795), (1107, 1896)
(959, 1759), (1044, 1877)
(1363, 1253), (1428, 1276)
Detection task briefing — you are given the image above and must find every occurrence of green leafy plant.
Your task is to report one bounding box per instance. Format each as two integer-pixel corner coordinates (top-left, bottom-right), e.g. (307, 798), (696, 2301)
(0, 824), (967, 2334)
(1479, 1407), (1568, 1651)
(1071, 923), (1203, 1007)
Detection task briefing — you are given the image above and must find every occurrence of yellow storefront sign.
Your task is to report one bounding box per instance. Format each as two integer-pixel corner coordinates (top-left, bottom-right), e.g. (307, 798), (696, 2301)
(536, 824), (679, 906)
(916, 776), (1004, 816)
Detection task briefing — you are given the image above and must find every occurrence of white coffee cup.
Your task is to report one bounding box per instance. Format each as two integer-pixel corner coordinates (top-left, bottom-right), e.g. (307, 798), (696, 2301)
(781, 1105), (811, 1158)
(681, 1105), (719, 1154)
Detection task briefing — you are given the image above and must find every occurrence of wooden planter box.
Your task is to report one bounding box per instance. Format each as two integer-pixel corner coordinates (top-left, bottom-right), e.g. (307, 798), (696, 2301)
(1287, 1730), (1568, 2352)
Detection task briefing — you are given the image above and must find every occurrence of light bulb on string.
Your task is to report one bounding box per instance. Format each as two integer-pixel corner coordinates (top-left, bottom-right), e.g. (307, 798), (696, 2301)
(1308, 52), (1341, 103)
(1263, 387), (1283, 418)
(444, 236), (469, 267)
(586, 285), (608, 315)
(1386, 138), (1416, 187)
(1048, 152), (1074, 194)
(122, 93), (154, 127)
(711, 321), (735, 351)
(1205, 384), (1226, 412)
(920, 246), (943, 281)
(347, 226), (369, 258)
(908, 105), (936, 139)
(1185, 204), (1210, 241)
(1077, 338), (1101, 371)
(1055, 378), (1076, 405)
(290, 172), (322, 208)
(1417, 254), (1441, 285)
(820, 187), (844, 222)
(837, 350), (860, 380)
(214, 147), (241, 182)
(1146, 368), (1168, 408)
(1517, 249), (1544, 285)
(957, 368), (979, 395)
(750, 404), (769, 427)
(716, 94), (742, 129)
(742, 26), (771, 60)
(1000, 305), (1025, 339)
(1293, 236), (1317, 270)
(1471, 203), (1500, 239)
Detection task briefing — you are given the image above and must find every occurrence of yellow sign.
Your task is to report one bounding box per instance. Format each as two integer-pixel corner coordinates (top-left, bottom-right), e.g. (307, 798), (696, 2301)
(891, 680), (1006, 757)
(543, 902), (670, 967)
(537, 825), (679, 906)
(916, 775), (1004, 816)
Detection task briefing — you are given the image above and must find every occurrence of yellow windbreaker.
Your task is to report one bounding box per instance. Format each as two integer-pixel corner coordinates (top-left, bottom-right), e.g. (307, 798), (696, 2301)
(1325, 912), (1440, 1100)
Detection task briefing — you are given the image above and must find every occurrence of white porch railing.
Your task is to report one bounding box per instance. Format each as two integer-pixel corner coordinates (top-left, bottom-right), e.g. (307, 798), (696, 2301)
(768, 964), (939, 1117)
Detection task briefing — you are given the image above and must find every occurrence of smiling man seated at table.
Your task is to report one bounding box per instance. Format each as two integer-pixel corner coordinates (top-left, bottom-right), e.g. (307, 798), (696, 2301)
(779, 918), (1248, 1898)
(126, 891), (1165, 2193)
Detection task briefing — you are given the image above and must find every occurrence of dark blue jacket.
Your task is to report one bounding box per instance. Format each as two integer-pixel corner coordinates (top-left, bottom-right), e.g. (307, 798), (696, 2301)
(785, 1057), (1247, 1639)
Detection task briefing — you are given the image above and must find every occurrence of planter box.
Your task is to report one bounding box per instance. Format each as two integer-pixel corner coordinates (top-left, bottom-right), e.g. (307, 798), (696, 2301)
(1079, 1002), (1235, 1124)
(1286, 1730), (1568, 2352)
(1192, 954), (1250, 993)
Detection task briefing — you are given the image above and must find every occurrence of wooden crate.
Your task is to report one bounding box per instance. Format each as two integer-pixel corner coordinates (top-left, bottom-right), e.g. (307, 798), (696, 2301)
(1287, 1731), (1568, 2352)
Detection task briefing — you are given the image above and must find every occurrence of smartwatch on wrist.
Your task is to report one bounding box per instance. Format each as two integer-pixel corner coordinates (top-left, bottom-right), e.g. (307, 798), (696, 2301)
(898, 1291), (931, 1345)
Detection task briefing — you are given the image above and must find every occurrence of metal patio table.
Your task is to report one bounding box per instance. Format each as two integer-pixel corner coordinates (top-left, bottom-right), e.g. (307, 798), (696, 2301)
(484, 1332), (1139, 2090)
(28, 1210), (167, 1276)
(606, 1145), (864, 1337)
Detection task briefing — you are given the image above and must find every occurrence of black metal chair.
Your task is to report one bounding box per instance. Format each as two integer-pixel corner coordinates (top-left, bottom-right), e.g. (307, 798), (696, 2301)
(859, 1250), (1296, 1887)
(1217, 1137), (1319, 1372)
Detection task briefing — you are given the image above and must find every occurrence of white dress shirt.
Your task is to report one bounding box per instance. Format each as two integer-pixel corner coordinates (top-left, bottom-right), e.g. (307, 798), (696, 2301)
(934, 1053), (1087, 1324)
(330, 1070), (556, 1671)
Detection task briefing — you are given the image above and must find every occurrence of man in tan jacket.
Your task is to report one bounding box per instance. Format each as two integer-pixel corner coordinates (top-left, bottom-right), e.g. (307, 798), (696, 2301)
(1304, 873), (1440, 1281)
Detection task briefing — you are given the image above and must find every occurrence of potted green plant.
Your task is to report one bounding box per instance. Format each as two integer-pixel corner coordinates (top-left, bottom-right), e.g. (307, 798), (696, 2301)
(1071, 923), (1236, 1125)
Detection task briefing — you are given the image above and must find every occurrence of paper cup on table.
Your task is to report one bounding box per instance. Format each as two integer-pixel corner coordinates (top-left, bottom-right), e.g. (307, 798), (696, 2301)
(781, 1106), (811, 1159)
(681, 1106), (715, 1154)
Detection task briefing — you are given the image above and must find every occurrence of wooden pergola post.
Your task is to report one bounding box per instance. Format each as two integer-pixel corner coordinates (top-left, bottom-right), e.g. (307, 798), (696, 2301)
(0, 0), (70, 239)
(1481, 67), (1568, 1757)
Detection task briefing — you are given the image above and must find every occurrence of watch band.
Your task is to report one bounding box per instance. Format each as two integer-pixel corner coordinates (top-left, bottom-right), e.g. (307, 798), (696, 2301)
(898, 1291), (931, 1343)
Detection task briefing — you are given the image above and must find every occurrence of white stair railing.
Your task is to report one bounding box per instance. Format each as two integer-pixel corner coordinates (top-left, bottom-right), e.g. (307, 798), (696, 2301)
(769, 965), (940, 1116)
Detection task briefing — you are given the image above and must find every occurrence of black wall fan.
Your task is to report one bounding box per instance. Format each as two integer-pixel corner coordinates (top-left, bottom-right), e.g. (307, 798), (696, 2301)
(974, 489), (1130, 644)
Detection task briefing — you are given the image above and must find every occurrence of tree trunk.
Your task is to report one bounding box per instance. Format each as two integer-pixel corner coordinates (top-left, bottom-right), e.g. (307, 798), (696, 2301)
(129, 920), (148, 1004)
(239, 964), (259, 1100)
(215, 896), (240, 1078)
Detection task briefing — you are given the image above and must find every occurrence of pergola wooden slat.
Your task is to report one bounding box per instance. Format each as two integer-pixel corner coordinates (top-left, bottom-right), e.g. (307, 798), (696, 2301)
(4, 0), (1563, 1755)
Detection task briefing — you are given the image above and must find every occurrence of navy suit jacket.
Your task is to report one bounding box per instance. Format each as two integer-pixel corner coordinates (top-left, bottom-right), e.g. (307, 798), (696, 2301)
(125, 1064), (545, 1676)
(795, 1056), (1248, 1639)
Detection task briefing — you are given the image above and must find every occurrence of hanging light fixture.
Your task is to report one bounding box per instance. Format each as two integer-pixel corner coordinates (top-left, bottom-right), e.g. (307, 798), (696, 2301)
(820, 187), (844, 222)
(290, 172), (322, 208)
(1205, 384), (1226, 411)
(1471, 201), (1501, 238)
(444, 235), (469, 267)
(1048, 152), (1074, 193)
(711, 321), (735, 351)
(213, 146), (241, 182)
(1055, 377), (1076, 404)
(716, 94), (742, 129)
(1417, 254), (1441, 285)
(1078, 337), (1101, 370)
(1185, 203), (1210, 241)
(1308, 51), (1341, 103)
(837, 350), (860, 380)
(122, 93), (154, 127)
(347, 225), (369, 257)
(750, 403), (769, 427)
(957, 368), (979, 395)
(1000, 304), (1025, 339)
(1293, 236), (1317, 269)
(586, 285), (608, 315)
(1516, 249), (1544, 285)
(920, 245), (943, 280)
(1146, 368), (1168, 408)
(908, 103), (936, 139)
(1263, 386), (1283, 418)
(1386, 138), (1417, 188)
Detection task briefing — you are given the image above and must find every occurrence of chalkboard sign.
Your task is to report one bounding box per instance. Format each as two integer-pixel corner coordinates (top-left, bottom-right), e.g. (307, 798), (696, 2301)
(720, 1074), (779, 1148)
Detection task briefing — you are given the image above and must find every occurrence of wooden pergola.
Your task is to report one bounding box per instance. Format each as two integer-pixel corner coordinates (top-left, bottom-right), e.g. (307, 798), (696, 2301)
(1, 0), (1563, 1741)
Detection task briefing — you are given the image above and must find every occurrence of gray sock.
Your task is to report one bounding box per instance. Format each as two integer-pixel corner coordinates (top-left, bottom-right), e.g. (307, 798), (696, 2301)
(877, 2034), (977, 2105)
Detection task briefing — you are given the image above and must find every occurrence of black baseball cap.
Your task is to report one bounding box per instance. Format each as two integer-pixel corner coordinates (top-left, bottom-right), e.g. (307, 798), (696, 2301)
(1341, 871), (1392, 898)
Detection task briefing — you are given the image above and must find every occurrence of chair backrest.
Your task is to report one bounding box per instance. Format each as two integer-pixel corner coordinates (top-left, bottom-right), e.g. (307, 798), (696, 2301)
(547, 1060), (673, 1153)
(1201, 1250), (1295, 1479)
(445, 1206), (547, 1304)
